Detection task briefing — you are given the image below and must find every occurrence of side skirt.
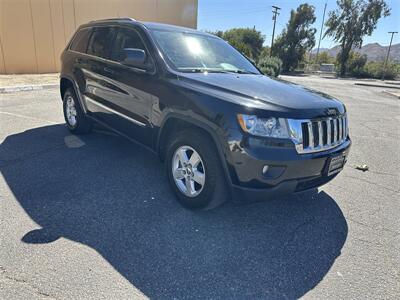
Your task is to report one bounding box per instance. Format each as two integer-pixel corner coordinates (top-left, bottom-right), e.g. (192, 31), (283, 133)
(87, 114), (158, 157)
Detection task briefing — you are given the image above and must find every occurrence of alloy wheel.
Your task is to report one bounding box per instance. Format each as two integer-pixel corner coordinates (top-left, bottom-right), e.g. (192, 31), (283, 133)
(172, 145), (205, 197)
(65, 96), (77, 127)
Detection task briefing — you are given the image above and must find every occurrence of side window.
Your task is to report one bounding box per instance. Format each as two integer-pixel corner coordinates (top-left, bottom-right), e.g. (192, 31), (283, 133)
(70, 28), (91, 53)
(87, 27), (116, 59)
(110, 28), (147, 62)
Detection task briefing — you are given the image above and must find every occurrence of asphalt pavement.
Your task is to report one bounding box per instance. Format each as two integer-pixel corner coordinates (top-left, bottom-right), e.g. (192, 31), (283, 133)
(0, 76), (399, 299)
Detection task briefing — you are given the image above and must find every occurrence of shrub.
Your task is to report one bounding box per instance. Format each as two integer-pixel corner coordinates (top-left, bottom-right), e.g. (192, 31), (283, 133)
(363, 62), (399, 80)
(335, 51), (367, 77)
(347, 52), (367, 77)
(259, 46), (271, 60)
(316, 51), (335, 64)
(333, 50), (399, 79)
(257, 56), (283, 77)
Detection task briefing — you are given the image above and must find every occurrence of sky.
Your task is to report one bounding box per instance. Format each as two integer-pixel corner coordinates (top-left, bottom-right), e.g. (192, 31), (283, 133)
(197, 0), (400, 49)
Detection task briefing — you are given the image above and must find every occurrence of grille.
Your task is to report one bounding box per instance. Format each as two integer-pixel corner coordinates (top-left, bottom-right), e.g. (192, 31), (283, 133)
(300, 115), (348, 153)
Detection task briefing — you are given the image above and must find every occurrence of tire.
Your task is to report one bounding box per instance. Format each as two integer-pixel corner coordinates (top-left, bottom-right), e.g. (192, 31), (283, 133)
(63, 88), (93, 134)
(166, 128), (229, 210)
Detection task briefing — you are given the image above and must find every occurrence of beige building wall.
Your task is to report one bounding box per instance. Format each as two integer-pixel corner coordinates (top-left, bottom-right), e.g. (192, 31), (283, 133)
(0, 0), (198, 74)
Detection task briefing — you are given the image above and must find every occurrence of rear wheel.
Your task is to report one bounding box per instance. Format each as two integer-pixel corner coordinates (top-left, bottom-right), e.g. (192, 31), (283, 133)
(166, 129), (228, 210)
(63, 88), (93, 134)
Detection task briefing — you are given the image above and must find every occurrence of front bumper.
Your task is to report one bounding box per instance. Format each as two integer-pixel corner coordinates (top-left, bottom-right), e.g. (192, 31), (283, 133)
(226, 133), (351, 202)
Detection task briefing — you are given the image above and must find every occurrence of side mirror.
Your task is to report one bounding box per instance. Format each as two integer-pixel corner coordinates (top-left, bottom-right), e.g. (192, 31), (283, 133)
(122, 48), (147, 69)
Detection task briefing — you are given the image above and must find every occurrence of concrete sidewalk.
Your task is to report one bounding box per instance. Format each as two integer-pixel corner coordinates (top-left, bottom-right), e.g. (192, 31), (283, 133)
(0, 73), (59, 93)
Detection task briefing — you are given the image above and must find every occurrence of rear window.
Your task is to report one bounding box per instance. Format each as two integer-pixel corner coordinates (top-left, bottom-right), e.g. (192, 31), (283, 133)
(87, 27), (116, 59)
(70, 28), (91, 53)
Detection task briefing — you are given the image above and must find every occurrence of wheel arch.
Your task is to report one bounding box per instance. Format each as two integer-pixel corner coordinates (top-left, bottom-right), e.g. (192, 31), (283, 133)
(157, 114), (233, 186)
(59, 76), (87, 113)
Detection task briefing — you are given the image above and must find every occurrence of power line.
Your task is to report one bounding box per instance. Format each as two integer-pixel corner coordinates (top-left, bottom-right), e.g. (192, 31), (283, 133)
(270, 5), (281, 56)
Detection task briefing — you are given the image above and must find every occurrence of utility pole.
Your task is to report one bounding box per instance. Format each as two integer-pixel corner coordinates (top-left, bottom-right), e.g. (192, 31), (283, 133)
(382, 31), (398, 80)
(316, 2), (327, 63)
(270, 5), (281, 56)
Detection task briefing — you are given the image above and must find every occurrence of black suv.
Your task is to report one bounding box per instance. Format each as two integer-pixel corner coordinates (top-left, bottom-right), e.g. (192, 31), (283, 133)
(60, 18), (351, 209)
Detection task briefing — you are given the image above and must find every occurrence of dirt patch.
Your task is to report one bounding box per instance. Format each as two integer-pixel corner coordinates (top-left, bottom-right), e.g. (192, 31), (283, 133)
(0, 73), (59, 87)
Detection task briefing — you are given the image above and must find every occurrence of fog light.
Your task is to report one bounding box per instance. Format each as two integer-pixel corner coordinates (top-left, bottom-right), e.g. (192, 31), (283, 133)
(262, 165), (286, 179)
(262, 165), (269, 174)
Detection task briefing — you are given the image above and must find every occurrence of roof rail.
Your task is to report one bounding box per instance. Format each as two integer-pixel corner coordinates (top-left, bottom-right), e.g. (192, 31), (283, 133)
(90, 17), (136, 23)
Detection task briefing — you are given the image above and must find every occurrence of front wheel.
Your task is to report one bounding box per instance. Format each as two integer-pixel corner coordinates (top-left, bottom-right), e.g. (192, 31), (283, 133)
(166, 129), (228, 210)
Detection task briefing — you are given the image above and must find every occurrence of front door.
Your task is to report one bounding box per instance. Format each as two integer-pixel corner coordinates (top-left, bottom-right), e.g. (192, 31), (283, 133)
(85, 26), (158, 148)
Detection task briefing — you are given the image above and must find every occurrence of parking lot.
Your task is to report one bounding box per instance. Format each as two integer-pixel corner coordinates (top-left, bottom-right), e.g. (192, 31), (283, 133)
(0, 75), (399, 299)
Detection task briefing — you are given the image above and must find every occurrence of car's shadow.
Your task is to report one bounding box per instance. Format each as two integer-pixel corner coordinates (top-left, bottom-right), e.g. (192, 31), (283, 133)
(0, 124), (348, 299)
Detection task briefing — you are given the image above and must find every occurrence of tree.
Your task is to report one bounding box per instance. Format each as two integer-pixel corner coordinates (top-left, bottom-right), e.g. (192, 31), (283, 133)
(209, 28), (265, 60)
(346, 51), (368, 77)
(258, 46), (271, 62)
(208, 30), (224, 38)
(324, 0), (390, 76)
(317, 51), (335, 64)
(273, 4), (317, 72)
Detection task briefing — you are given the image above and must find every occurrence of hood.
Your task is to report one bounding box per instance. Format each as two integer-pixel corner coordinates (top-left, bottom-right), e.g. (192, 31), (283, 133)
(178, 73), (344, 114)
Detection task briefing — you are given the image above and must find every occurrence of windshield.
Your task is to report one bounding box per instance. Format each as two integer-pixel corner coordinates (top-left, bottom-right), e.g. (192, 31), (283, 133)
(150, 29), (260, 74)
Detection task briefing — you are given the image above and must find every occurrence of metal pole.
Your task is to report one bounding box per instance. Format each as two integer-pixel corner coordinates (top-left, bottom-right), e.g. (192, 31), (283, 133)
(270, 5), (281, 56)
(382, 31), (398, 80)
(316, 2), (327, 63)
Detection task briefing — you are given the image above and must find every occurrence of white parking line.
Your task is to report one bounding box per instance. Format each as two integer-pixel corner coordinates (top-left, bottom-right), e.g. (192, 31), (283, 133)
(0, 111), (58, 125)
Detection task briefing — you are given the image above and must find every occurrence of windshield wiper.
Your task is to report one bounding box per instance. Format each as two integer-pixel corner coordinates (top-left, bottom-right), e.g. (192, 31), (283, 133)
(222, 69), (259, 75)
(178, 68), (229, 73)
(177, 68), (259, 75)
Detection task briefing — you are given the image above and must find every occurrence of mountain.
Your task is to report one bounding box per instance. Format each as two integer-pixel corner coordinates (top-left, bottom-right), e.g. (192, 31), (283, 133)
(311, 43), (400, 62)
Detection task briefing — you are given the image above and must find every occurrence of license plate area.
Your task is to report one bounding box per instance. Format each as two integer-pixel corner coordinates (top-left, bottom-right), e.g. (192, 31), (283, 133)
(327, 153), (346, 176)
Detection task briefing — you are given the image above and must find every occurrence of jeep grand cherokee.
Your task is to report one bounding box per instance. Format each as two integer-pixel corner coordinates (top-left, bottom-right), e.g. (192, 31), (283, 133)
(60, 18), (351, 209)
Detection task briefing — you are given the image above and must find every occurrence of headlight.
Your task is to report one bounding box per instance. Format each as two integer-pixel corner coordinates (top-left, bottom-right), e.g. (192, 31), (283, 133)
(237, 114), (290, 138)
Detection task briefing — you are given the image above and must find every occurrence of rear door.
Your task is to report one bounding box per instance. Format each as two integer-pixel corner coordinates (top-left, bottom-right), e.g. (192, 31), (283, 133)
(82, 26), (118, 116)
(68, 27), (92, 111)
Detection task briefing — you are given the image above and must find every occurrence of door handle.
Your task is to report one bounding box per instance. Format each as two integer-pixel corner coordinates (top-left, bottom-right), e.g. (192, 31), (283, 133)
(103, 67), (115, 74)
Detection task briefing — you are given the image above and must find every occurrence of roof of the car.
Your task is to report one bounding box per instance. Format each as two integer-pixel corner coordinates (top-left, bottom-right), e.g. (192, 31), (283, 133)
(142, 22), (213, 36)
(83, 18), (216, 38)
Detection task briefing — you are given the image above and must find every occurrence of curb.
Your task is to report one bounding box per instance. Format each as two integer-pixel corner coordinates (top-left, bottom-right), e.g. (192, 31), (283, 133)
(354, 82), (400, 90)
(0, 83), (59, 94)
